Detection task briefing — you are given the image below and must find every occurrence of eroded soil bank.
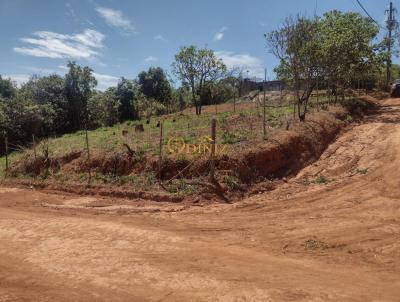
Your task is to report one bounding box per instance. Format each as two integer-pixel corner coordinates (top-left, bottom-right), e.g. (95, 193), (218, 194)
(4, 98), (376, 202)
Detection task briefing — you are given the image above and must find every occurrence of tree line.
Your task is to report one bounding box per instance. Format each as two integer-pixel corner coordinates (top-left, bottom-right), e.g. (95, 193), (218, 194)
(0, 51), (237, 154)
(266, 10), (388, 120)
(0, 9), (396, 153)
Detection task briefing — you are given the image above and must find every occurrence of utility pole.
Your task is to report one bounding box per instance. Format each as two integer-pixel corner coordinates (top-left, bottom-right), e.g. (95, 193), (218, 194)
(386, 2), (396, 86)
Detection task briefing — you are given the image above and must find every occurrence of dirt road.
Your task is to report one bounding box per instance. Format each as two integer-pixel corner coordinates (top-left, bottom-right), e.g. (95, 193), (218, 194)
(1, 99), (400, 301)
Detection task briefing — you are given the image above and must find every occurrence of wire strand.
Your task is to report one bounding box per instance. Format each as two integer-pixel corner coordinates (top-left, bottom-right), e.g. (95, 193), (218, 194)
(354, 0), (386, 30)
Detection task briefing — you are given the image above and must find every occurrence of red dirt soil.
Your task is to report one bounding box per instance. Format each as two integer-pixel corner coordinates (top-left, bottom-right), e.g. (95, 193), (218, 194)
(1, 98), (400, 301)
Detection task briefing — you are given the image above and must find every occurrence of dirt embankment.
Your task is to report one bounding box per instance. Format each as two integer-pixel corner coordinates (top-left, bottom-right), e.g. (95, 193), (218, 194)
(232, 107), (353, 182)
(8, 98), (377, 199)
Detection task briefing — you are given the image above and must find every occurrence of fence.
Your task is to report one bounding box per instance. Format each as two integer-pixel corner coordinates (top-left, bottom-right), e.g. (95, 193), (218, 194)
(0, 88), (366, 186)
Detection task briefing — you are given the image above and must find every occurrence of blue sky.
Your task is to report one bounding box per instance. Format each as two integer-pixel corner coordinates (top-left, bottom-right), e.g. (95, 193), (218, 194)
(0, 0), (395, 90)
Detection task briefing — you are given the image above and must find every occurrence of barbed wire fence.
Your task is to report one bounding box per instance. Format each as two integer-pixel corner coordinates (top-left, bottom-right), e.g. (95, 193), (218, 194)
(0, 86), (366, 184)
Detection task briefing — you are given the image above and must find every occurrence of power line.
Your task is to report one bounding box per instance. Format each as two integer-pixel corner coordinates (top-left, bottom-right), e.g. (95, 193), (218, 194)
(354, 0), (386, 29)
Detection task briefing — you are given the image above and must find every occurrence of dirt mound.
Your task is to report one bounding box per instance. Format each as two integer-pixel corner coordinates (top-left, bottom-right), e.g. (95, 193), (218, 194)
(68, 152), (137, 175)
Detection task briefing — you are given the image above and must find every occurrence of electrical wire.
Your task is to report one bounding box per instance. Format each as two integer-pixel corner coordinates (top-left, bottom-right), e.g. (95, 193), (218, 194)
(354, 0), (386, 30)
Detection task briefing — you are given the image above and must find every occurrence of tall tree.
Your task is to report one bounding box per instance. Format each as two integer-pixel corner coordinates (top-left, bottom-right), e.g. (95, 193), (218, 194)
(319, 10), (380, 100)
(115, 78), (140, 122)
(266, 15), (321, 120)
(20, 74), (69, 134)
(64, 62), (97, 131)
(138, 67), (172, 105)
(0, 76), (17, 99)
(172, 45), (226, 115)
(87, 89), (120, 128)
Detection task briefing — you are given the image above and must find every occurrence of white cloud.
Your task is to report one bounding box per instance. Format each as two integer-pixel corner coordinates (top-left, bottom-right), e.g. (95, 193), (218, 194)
(14, 29), (104, 59)
(144, 56), (158, 63)
(154, 35), (167, 42)
(215, 51), (264, 78)
(5, 67), (118, 91)
(3, 74), (31, 86)
(93, 72), (119, 91)
(58, 65), (68, 70)
(96, 7), (136, 33)
(214, 26), (228, 41)
(58, 65), (118, 91)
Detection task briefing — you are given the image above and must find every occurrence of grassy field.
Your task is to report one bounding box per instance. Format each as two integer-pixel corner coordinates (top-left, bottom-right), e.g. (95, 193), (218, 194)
(0, 90), (337, 183)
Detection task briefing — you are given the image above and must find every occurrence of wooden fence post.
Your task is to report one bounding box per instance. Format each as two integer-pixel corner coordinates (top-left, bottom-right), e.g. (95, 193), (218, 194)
(4, 131), (8, 177)
(85, 127), (91, 185)
(209, 119), (216, 182)
(293, 90), (296, 120)
(316, 77), (319, 111)
(158, 122), (163, 181)
(32, 134), (37, 160)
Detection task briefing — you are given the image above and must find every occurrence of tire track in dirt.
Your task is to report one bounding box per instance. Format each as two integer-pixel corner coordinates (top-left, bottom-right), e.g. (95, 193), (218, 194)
(1, 98), (400, 301)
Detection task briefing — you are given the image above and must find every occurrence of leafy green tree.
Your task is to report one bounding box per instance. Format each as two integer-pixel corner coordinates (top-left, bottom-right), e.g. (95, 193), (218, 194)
(172, 45), (226, 115)
(200, 77), (237, 106)
(88, 89), (120, 128)
(64, 62), (97, 131)
(267, 11), (380, 120)
(138, 67), (172, 105)
(0, 98), (9, 132)
(266, 16), (321, 120)
(20, 74), (68, 135)
(319, 10), (380, 100)
(0, 76), (17, 99)
(0, 96), (55, 149)
(115, 78), (140, 121)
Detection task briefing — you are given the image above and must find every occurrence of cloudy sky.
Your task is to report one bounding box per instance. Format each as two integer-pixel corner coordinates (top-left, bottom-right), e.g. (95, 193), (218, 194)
(0, 0), (392, 90)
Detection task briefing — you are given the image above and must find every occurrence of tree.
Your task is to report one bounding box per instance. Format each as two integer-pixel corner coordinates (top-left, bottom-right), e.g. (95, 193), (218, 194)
(266, 15), (321, 120)
(115, 78), (140, 122)
(318, 11), (379, 100)
(64, 62), (97, 131)
(138, 67), (172, 105)
(266, 11), (379, 120)
(172, 45), (226, 115)
(20, 74), (69, 135)
(88, 89), (120, 128)
(0, 76), (17, 99)
(0, 96), (55, 148)
(200, 77), (237, 106)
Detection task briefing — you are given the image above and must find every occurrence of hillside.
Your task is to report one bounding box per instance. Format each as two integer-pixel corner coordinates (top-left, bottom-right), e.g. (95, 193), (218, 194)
(0, 90), (375, 201)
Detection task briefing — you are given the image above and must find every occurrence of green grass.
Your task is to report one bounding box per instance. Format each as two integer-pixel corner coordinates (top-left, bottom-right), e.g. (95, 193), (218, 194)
(164, 179), (198, 195)
(355, 168), (368, 175)
(224, 175), (241, 190)
(0, 95), (332, 180)
(304, 175), (330, 185)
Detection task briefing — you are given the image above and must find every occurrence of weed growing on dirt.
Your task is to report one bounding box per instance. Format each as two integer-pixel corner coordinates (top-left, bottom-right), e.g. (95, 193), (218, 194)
(304, 175), (330, 185)
(303, 237), (329, 250)
(165, 179), (198, 195)
(224, 175), (241, 190)
(314, 175), (330, 184)
(355, 168), (368, 175)
(221, 133), (239, 144)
